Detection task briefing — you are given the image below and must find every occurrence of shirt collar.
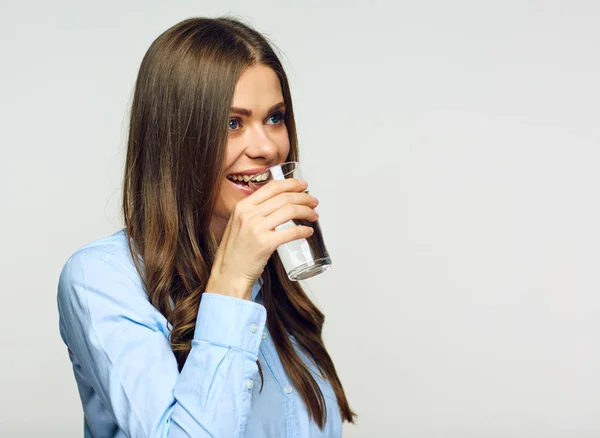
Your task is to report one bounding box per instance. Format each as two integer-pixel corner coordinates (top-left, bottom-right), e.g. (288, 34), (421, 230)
(252, 276), (264, 303)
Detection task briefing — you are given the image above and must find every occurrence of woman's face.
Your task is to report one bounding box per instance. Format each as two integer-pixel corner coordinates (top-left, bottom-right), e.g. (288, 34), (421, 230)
(211, 64), (290, 238)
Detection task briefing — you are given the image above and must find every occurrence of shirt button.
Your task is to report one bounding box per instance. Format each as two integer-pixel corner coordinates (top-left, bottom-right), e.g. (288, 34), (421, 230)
(283, 385), (293, 394)
(262, 331), (267, 340)
(249, 324), (257, 333)
(246, 380), (254, 390)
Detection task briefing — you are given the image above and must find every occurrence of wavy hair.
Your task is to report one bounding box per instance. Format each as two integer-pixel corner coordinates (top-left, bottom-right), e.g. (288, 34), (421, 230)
(122, 17), (356, 428)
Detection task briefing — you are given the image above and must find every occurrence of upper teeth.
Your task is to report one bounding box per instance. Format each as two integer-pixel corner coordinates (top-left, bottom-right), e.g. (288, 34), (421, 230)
(228, 171), (269, 182)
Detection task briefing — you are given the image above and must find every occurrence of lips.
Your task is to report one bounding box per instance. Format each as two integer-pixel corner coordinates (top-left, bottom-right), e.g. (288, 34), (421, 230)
(225, 165), (275, 195)
(226, 177), (252, 195)
(226, 167), (270, 177)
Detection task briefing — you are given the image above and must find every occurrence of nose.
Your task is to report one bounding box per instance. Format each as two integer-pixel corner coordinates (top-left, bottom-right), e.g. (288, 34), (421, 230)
(244, 124), (279, 161)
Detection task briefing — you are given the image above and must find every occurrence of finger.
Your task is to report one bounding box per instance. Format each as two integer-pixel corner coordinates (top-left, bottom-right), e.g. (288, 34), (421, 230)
(268, 224), (315, 248)
(262, 204), (319, 231)
(245, 178), (308, 206)
(254, 192), (318, 218)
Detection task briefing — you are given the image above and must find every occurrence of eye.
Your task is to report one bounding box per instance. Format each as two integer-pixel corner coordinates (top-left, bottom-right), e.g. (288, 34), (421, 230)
(228, 118), (241, 130)
(267, 112), (285, 125)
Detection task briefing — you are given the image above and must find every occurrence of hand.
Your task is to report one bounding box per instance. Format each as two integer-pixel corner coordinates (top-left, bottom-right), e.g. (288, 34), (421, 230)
(206, 178), (319, 300)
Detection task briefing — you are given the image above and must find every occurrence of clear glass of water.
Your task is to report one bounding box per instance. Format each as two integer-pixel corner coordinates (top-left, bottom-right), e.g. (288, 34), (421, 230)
(248, 161), (332, 281)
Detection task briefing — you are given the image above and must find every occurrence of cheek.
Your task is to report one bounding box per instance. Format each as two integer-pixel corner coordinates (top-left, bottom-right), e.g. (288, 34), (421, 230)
(278, 129), (291, 158)
(223, 148), (238, 171)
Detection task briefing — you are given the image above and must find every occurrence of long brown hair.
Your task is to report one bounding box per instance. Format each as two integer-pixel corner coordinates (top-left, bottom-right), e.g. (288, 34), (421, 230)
(122, 17), (356, 428)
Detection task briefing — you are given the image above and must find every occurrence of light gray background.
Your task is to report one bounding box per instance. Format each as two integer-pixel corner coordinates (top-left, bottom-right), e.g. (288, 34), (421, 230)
(1, 1), (599, 437)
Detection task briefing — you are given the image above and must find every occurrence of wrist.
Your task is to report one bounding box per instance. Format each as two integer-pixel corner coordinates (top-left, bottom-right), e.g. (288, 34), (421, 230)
(206, 272), (253, 301)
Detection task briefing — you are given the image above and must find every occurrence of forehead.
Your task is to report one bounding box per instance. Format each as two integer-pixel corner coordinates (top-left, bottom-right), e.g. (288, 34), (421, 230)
(232, 64), (283, 109)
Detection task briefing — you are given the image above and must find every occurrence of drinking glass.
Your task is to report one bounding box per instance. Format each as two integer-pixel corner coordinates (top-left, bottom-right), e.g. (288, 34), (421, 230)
(248, 162), (332, 281)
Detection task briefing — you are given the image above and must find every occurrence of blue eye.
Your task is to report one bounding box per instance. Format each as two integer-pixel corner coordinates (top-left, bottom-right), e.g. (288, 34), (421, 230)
(228, 119), (240, 130)
(268, 112), (284, 125)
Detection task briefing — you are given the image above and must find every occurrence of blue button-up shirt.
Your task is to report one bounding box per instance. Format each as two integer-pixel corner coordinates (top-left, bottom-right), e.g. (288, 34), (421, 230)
(57, 229), (342, 437)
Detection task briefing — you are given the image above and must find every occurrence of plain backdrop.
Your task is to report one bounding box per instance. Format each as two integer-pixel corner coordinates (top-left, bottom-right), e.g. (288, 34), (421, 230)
(2, 1), (600, 437)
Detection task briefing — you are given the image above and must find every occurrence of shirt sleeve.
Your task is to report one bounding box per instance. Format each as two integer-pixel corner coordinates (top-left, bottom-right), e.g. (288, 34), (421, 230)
(57, 248), (267, 438)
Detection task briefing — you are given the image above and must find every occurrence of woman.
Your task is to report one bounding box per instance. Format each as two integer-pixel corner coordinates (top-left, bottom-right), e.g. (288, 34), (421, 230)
(57, 16), (356, 437)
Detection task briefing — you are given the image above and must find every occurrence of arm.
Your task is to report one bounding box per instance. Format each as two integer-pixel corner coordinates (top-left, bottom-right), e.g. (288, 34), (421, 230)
(57, 249), (266, 438)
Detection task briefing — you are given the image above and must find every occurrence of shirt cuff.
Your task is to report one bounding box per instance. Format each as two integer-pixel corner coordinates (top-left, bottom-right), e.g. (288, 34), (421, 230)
(194, 293), (267, 355)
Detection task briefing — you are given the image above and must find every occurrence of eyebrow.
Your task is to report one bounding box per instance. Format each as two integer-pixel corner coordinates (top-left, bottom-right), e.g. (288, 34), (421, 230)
(230, 102), (286, 117)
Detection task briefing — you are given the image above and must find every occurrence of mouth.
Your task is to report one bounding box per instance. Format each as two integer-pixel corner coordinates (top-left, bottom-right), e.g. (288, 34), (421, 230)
(226, 170), (270, 189)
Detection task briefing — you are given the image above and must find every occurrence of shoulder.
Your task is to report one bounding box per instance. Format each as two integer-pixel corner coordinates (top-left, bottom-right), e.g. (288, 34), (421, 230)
(57, 229), (151, 327)
(58, 229), (141, 289)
